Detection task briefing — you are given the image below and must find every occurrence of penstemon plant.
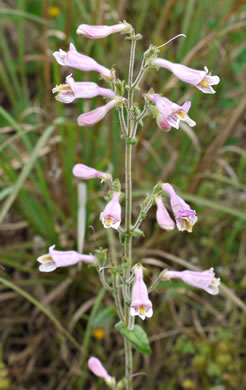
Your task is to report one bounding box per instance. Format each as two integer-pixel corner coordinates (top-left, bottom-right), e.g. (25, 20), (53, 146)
(38, 21), (221, 389)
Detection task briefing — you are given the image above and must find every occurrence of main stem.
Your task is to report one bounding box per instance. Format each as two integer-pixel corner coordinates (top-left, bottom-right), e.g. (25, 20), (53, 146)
(124, 34), (136, 390)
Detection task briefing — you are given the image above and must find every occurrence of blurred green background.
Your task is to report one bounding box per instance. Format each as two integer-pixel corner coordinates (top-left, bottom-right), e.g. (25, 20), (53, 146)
(0, 0), (246, 389)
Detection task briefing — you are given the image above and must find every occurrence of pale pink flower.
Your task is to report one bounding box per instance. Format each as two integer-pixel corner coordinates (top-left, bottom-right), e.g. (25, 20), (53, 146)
(72, 163), (112, 182)
(53, 43), (113, 80)
(147, 93), (196, 129)
(77, 21), (132, 39)
(154, 58), (220, 94)
(155, 196), (175, 231)
(77, 97), (124, 127)
(100, 192), (121, 230)
(130, 264), (153, 320)
(52, 74), (115, 103)
(162, 183), (198, 232)
(37, 245), (95, 272)
(88, 357), (115, 387)
(155, 111), (171, 131)
(162, 268), (220, 295)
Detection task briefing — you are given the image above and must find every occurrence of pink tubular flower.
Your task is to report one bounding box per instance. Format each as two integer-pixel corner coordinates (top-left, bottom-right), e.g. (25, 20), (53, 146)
(37, 245), (95, 272)
(52, 74), (115, 103)
(73, 163), (112, 182)
(100, 192), (121, 230)
(147, 93), (196, 130)
(154, 58), (220, 94)
(88, 357), (115, 387)
(155, 196), (175, 231)
(162, 183), (198, 232)
(77, 21), (132, 39)
(77, 97), (124, 127)
(130, 264), (153, 320)
(156, 115), (171, 131)
(162, 268), (220, 295)
(53, 43), (113, 80)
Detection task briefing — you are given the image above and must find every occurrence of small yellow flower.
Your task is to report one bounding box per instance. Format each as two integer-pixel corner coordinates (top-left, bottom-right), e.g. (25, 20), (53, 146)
(48, 6), (60, 18)
(93, 328), (105, 340)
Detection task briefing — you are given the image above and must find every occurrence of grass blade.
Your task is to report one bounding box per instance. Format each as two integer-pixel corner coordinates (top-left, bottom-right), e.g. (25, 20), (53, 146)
(0, 117), (64, 224)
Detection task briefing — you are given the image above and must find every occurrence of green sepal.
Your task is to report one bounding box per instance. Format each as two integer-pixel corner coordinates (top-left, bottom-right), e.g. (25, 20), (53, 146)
(112, 178), (121, 193)
(126, 33), (143, 41)
(131, 228), (145, 237)
(117, 378), (127, 389)
(120, 134), (137, 145)
(95, 248), (108, 266)
(114, 79), (125, 96)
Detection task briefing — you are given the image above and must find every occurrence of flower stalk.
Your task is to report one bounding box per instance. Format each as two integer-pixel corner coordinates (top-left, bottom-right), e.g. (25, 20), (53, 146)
(123, 30), (138, 390)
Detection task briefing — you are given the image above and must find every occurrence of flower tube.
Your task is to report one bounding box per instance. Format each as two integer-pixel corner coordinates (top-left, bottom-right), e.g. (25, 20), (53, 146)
(100, 192), (121, 230)
(162, 183), (198, 232)
(154, 58), (220, 94)
(130, 264), (153, 320)
(147, 93), (196, 130)
(37, 245), (95, 272)
(73, 163), (112, 182)
(53, 43), (113, 80)
(88, 357), (116, 387)
(155, 196), (175, 230)
(162, 268), (220, 295)
(52, 74), (115, 103)
(77, 97), (124, 127)
(77, 21), (132, 39)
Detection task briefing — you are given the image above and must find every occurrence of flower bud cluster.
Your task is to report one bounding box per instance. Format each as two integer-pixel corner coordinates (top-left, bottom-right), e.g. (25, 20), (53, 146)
(155, 183), (198, 233)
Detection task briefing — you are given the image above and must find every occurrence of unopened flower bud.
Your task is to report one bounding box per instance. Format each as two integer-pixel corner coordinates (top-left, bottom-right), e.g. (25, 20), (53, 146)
(77, 97), (125, 127)
(77, 21), (132, 39)
(88, 357), (116, 388)
(73, 163), (112, 182)
(155, 197), (175, 230)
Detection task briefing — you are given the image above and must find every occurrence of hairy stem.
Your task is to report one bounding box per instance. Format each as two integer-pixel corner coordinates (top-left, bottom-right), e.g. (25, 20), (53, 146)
(124, 33), (137, 390)
(118, 105), (127, 136)
(132, 59), (146, 88)
(113, 273), (125, 322)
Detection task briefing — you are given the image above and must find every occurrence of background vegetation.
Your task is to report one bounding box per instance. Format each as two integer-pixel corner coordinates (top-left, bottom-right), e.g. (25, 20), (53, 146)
(0, 0), (246, 389)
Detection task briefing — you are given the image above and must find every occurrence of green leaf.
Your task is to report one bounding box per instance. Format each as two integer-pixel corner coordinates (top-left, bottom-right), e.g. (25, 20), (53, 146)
(115, 322), (151, 355)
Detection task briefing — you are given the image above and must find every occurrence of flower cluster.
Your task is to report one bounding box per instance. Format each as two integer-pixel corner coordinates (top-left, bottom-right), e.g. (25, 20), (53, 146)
(158, 183), (198, 233)
(36, 20), (221, 388)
